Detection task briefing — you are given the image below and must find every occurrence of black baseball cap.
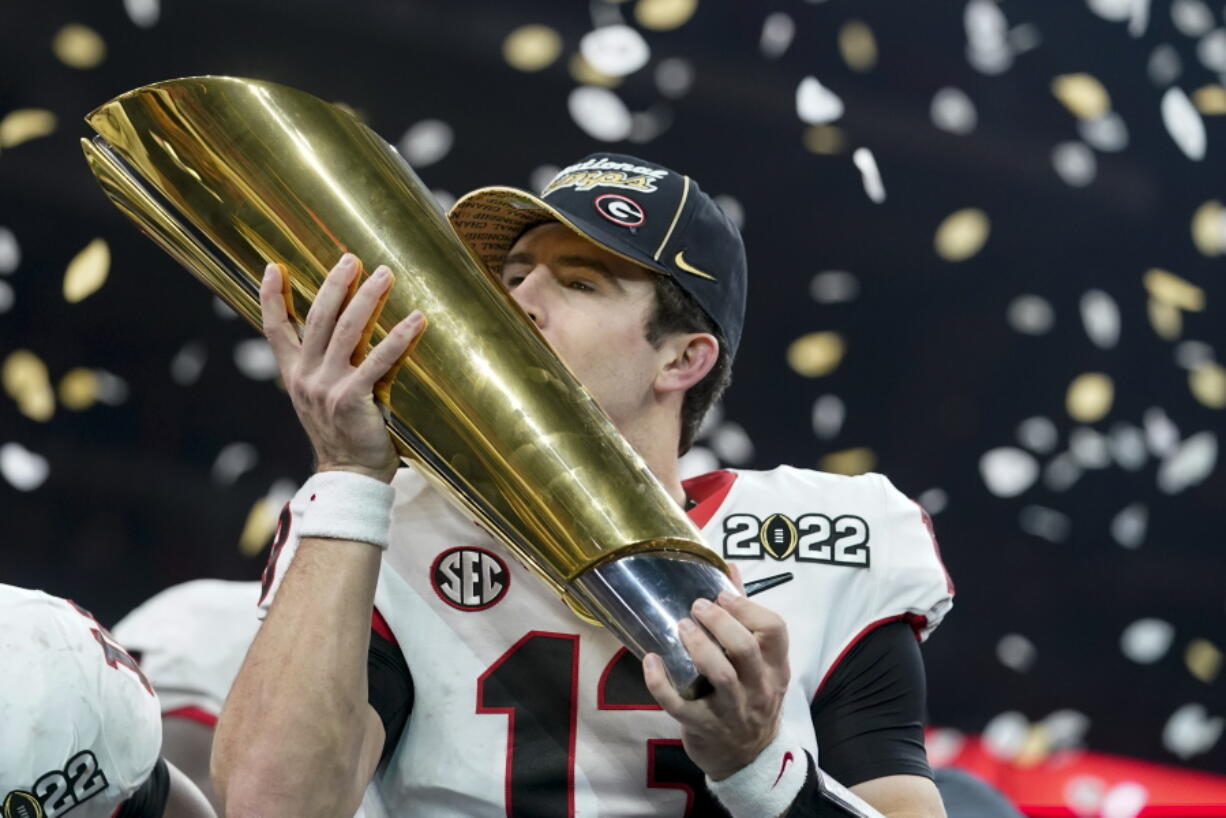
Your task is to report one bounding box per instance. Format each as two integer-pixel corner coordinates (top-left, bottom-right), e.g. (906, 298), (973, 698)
(448, 152), (748, 357)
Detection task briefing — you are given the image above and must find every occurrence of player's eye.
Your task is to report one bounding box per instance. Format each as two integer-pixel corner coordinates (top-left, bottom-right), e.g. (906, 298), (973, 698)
(503, 274), (525, 289)
(566, 279), (596, 292)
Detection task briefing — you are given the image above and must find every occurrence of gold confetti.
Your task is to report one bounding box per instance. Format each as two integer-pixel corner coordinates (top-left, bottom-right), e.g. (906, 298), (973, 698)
(1191, 201), (1226, 256)
(1144, 268), (1205, 312)
(568, 54), (621, 88)
(3, 350), (55, 422)
(1186, 639), (1223, 684)
(787, 331), (845, 377)
(58, 368), (99, 411)
(0, 109), (57, 149)
(1014, 725), (1053, 768)
(1066, 372), (1113, 422)
(63, 239), (110, 303)
(1190, 362), (1226, 409)
(1052, 74), (1112, 120)
(503, 24), (563, 72)
(934, 208), (990, 262)
(819, 447), (876, 476)
(635, 0), (698, 31)
(838, 21), (878, 72)
(52, 23), (106, 69)
(239, 496), (281, 556)
(1147, 298), (1182, 340)
(803, 125), (846, 154)
(1193, 84), (1226, 115)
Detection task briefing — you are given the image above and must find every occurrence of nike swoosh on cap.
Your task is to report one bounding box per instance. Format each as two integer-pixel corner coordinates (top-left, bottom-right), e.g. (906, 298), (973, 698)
(674, 249), (716, 281)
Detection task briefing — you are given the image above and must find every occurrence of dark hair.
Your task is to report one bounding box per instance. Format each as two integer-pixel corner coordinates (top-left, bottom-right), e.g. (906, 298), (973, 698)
(645, 275), (733, 455)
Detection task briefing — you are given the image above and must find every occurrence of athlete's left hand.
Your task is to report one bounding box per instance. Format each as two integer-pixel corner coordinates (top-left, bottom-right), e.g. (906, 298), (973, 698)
(642, 567), (791, 781)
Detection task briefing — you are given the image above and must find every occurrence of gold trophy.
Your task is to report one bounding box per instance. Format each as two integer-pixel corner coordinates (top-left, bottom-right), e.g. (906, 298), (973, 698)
(81, 76), (736, 698)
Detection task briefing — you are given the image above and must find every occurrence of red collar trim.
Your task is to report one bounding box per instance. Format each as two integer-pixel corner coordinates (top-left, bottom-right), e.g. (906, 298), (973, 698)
(682, 470), (738, 529)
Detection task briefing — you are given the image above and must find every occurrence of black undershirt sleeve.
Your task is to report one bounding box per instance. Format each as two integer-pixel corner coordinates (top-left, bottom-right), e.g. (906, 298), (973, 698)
(114, 757), (169, 818)
(808, 619), (933, 787)
(367, 627), (415, 767)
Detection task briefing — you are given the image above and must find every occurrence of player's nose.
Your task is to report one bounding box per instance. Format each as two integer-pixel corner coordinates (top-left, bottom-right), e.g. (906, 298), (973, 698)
(508, 266), (550, 329)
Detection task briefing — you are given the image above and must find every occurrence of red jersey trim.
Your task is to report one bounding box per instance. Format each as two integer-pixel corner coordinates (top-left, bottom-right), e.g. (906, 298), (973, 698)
(811, 613), (929, 700)
(163, 705), (219, 728)
(372, 607), (398, 646)
(909, 499), (954, 595)
(682, 470), (738, 529)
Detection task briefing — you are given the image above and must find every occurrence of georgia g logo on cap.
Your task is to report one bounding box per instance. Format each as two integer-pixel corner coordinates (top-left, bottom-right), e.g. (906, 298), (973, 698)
(593, 194), (646, 228)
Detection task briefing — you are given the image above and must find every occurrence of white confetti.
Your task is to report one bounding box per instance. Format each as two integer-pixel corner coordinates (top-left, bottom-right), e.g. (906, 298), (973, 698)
(1174, 340), (1214, 370)
(0, 227), (19, 273)
(1198, 29), (1226, 71)
(997, 634), (1037, 672)
(1007, 295), (1055, 334)
(1121, 618), (1174, 663)
(212, 442), (259, 485)
(796, 76), (845, 125)
(1161, 87), (1206, 160)
(530, 164), (560, 194)
(980, 447), (1039, 497)
(1148, 44), (1183, 86)
(1044, 453), (1083, 491)
(654, 58), (694, 99)
(714, 195), (745, 230)
(696, 402), (724, 441)
(123, 0), (159, 27)
(1144, 407), (1180, 457)
(1043, 709), (1091, 750)
(1157, 431), (1217, 493)
(1070, 427), (1112, 469)
(983, 711), (1029, 760)
(580, 25), (650, 78)
(1080, 289), (1120, 348)
(1086, 0), (1134, 22)
(1163, 703), (1224, 759)
(568, 86), (633, 142)
(679, 445), (719, 480)
(94, 371), (128, 406)
(925, 728), (966, 767)
(398, 119), (454, 168)
(0, 280), (12, 314)
(1109, 423), (1149, 471)
(629, 109), (672, 145)
(809, 271), (859, 304)
(1008, 24), (1042, 54)
(1079, 112), (1129, 151)
(712, 422), (754, 465)
(0, 442), (49, 491)
(852, 148), (886, 204)
(213, 296), (238, 320)
(965, 0), (1013, 75)
(1128, 0), (1151, 36)
(1172, 0), (1215, 36)
(1111, 503), (1148, 548)
(171, 341), (207, 386)
(931, 87), (978, 135)
(917, 488), (948, 515)
(812, 395), (845, 440)
(432, 190), (455, 211)
(760, 12), (795, 59)
(1065, 776), (1108, 816)
(233, 338), (279, 380)
(1020, 505), (1072, 542)
(1052, 141), (1097, 187)
(1017, 416), (1059, 454)
(1101, 782), (1149, 818)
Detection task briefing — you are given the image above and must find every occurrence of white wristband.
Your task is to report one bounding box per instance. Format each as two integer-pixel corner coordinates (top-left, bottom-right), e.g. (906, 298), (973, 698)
(705, 728), (808, 818)
(297, 470), (395, 550)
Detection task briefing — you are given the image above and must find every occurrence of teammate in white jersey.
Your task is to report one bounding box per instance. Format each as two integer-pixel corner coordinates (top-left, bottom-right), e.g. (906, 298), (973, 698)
(214, 152), (953, 818)
(0, 584), (216, 818)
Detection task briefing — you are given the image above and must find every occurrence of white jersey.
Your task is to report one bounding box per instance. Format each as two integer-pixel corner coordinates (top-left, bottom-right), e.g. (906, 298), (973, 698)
(263, 465), (953, 817)
(111, 579), (262, 725)
(0, 585), (162, 818)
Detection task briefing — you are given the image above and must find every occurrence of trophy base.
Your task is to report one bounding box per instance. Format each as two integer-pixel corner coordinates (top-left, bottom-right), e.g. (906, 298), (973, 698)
(572, 552), (739, 700)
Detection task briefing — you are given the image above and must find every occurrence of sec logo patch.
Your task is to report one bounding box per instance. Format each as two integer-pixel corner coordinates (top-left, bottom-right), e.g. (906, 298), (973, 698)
(594, 193), (646, 227)
(431, 547), (511, 611)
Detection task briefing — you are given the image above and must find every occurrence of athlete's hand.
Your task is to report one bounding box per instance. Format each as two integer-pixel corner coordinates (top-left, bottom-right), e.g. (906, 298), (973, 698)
(260, 253), (425, 483)
(642, 569), (790, 781)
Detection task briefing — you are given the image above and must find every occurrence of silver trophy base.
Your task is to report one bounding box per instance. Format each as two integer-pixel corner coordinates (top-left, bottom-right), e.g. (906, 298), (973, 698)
(572, 551), (738, 699)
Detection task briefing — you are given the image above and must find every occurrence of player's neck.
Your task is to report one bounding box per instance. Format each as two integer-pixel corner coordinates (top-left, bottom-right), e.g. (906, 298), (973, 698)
(616, 412), (688, 508)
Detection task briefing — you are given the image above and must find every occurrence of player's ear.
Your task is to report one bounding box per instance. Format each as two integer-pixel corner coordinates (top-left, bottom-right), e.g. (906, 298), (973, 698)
(655, 332), (718, 396)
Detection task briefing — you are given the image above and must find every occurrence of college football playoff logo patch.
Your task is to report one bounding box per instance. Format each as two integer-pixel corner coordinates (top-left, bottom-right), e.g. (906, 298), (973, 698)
(430, 546), (511, 611)
(594, 193), (646, 227)
(3, 791), (43, 818)
(723, 513), (871, 567)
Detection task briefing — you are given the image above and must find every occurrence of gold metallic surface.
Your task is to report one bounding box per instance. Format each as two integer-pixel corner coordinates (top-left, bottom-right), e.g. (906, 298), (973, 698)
(81, 76), (725, 621)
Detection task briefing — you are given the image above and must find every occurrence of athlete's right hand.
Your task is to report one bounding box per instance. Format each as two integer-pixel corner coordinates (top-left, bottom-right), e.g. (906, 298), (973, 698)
(260, 253), (425, 484)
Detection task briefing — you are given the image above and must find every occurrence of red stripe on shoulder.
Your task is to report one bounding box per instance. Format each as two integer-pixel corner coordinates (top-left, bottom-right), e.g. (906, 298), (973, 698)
(163, 705), (219, 728)
(682, 469), (738, 529)
(812, 613), (929, 700)
(371, 607), (398, 646)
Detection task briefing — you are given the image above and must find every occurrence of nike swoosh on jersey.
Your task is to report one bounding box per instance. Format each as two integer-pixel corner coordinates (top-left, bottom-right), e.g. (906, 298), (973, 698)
(744, 572), (795, 597)
(674, 250), (717, 281)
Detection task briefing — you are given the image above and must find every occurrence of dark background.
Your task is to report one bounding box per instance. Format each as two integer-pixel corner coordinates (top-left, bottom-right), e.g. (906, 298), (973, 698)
(1, 0), (1222, 776)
